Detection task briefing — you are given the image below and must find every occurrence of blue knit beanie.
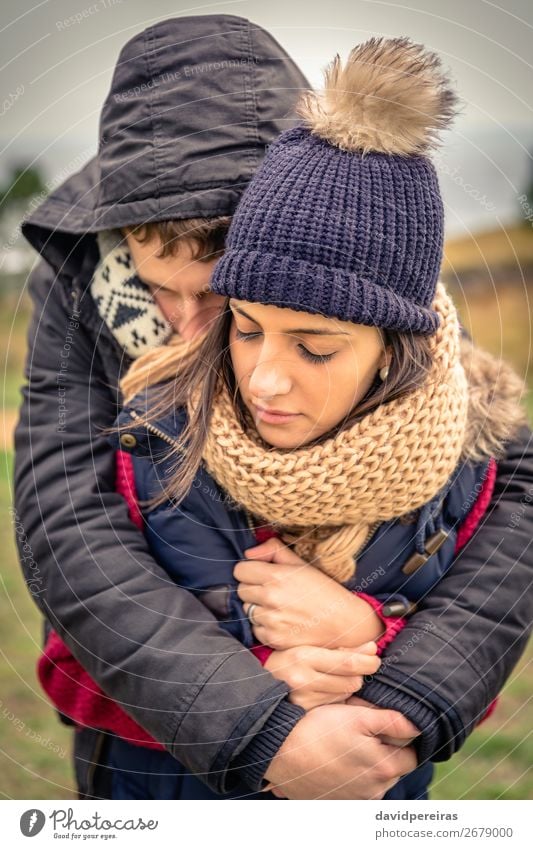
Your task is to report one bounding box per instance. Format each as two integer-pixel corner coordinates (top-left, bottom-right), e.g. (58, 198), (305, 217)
(211, 37), (458, 335)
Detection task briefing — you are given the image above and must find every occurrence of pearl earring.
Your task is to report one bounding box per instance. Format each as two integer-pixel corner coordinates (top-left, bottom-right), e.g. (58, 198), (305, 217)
(379, 365), (390, 381)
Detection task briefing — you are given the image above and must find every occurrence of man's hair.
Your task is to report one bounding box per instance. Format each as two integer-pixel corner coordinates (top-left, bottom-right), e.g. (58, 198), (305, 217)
(124, 216), (231, 260)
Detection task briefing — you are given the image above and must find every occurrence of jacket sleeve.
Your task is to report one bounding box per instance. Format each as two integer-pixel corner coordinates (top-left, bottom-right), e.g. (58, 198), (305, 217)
(13, 260), (303, 794)
(360, 427), (533, 762)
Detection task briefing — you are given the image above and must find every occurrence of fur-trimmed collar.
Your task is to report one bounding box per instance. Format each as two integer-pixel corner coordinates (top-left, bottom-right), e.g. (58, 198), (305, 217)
(461, 336), (527, 462)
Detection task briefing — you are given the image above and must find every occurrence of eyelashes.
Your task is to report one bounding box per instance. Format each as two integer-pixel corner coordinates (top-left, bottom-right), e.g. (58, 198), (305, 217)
(234, 328), (336, 364)
(298, 346), (335, 364)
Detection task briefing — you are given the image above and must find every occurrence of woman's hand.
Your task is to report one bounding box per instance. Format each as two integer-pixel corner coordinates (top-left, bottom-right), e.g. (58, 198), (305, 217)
(264, 642), (381, 711)
(235, 538), (384, 650)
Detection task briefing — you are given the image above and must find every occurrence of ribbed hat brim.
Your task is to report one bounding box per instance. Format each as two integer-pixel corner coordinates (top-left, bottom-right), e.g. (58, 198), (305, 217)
(211, 249), (441, 335)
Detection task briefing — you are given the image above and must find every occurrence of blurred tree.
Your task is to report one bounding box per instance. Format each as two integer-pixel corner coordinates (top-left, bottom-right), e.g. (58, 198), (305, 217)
(0, 164), (46, 210)
(0, 163), (47, 281)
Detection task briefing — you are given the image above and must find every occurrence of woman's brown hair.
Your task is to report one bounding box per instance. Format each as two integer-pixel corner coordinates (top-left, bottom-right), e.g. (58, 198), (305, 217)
(120, 301), (434, 509)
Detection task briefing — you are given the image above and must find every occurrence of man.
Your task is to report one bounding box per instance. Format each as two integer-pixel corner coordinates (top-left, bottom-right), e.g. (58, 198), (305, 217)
(15, 15), (533, 799)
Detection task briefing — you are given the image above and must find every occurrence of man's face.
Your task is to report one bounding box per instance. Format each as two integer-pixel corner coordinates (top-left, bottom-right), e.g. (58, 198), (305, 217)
(123, 230), (224, 340)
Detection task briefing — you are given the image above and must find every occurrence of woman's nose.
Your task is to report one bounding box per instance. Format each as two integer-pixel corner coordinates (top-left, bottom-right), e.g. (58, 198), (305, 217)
(248, 357), (292, 399)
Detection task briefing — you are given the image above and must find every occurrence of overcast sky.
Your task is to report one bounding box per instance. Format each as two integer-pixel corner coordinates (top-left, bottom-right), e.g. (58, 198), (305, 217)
(1, 0), (532, 235)
(3, 0), (532, 143)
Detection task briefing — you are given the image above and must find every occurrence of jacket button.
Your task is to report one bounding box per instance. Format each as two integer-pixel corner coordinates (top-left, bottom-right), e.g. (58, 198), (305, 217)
(120, 433), (137, 449)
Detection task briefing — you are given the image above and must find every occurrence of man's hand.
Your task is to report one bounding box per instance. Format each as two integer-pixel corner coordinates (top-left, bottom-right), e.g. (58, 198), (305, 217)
(263, 704), (420, 799)
(235, 538), (383, 650)
(264, 642), (380, 710)
(344, 695), (417, 747)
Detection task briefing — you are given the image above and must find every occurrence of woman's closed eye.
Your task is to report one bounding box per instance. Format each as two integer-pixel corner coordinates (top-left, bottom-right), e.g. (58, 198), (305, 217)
(234, 327), (337, 364)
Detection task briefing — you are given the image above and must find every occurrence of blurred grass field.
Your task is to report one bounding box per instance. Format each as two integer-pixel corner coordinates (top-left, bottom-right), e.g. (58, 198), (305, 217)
(0, 230), (532, 799)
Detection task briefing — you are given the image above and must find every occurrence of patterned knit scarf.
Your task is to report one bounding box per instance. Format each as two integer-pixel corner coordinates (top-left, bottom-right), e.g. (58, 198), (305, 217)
(200, 284), (469, 582)
(92, 230), (172, 359)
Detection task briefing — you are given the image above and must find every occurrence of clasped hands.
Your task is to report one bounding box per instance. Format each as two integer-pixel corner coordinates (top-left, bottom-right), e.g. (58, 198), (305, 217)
(235, 536), (383, 711)
(234, 537), (419, 799)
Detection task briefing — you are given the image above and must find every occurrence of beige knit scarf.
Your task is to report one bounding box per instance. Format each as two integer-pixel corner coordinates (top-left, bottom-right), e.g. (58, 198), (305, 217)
(199, 283), (469, 582)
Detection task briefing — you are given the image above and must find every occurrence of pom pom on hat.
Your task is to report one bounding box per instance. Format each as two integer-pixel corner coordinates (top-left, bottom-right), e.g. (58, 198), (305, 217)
(298, 36), (459, 156)
(211, 36), (458, 334)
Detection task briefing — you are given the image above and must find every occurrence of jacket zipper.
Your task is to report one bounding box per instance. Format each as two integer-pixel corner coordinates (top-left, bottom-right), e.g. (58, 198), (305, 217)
(128, 409), (182, 450)
(354, 521), (381, 560)
(244, 509), (257, 534)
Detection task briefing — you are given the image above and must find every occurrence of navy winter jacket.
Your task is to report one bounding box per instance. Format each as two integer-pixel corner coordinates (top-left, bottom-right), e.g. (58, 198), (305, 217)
(113, 405), (491, 644)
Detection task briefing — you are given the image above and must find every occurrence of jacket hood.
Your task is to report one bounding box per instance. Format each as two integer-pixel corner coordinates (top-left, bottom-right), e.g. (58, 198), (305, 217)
(461, 338), (527, 462)
(22, 14), (309, 274)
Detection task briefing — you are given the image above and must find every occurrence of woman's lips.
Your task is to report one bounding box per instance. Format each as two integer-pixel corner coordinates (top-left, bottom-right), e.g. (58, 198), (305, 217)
(252, 403), (301, 425)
